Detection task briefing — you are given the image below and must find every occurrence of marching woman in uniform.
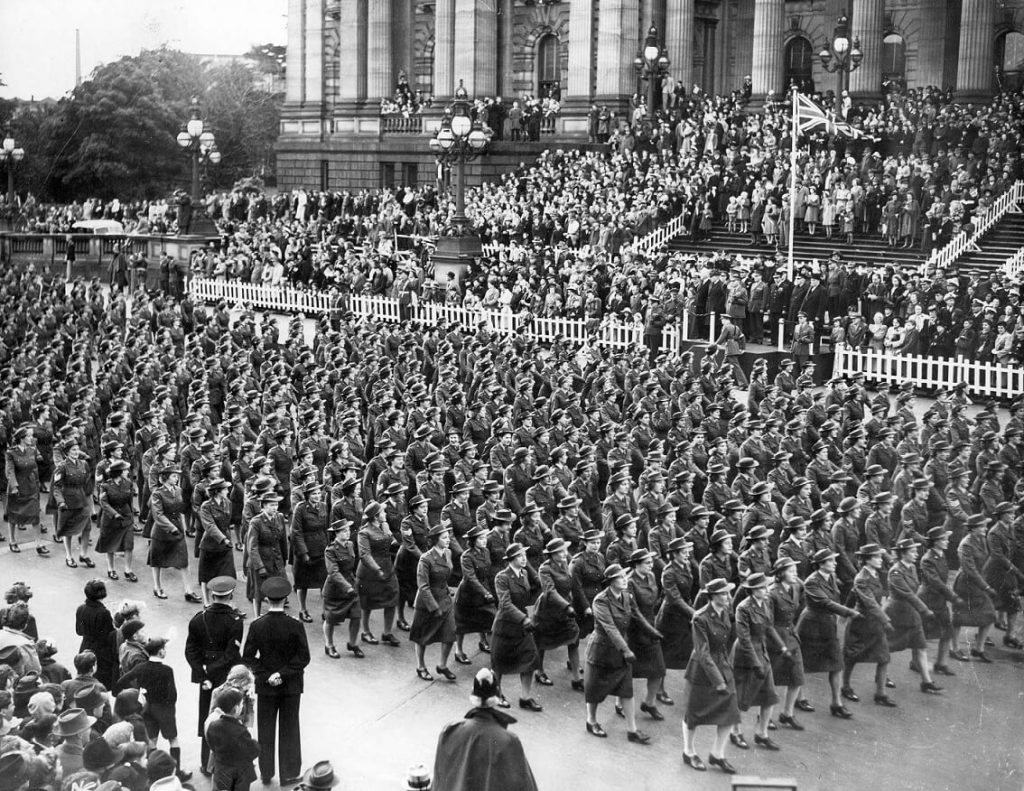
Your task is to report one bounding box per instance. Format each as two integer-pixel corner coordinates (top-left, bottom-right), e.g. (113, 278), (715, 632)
(245, 490), (289, 617)
(951, 513), (998, 662)
(584, 563), (661, 745)
(886, 537), (944, 694)
(656, 537), (696, 699)
(196, 478), (236, 603)
(5, 426), (45, 554)
(767, 557), (807, 730)
(54, 437), (93, 568)
(96, 459), (138, 581)
(290, 481), (329, 623)
(982, 501), (1024, 649)
(918, 526), (961, 675)
(730, 572), (784, 752)
(532, 538), (582, 691)
(682, 577), (741, 774)
(796, 548), (858, 718)
(356, 501), (401, 648)
(453, 524), (496, 664)
(626, 548), (667, 719)
(149, 466), (201, 603)
(569, 529), (607, 642)
(490, 542), (542, 712)
(321, 518), (363, 659)
(841, 544), (896, 708)
(395, 494), (430, 632)
(410, 524), (457, 681)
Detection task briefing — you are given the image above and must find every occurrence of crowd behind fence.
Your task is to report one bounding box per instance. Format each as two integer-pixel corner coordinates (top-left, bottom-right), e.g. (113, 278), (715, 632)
(189, 277), (1024, 399)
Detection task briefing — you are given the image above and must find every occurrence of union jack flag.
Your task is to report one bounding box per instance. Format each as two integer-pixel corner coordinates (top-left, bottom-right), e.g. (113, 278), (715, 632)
(793, 92), (865, 139)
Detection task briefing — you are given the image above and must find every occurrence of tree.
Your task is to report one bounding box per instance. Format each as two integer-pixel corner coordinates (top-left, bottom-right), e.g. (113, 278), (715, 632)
(244, 44), (287, 77)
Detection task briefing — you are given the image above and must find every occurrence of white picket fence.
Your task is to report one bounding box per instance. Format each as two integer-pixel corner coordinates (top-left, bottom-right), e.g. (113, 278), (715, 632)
(923, 180), (1024, 274)
(189, 276), (795, 355)
(833, 342), (1024, 398)
(1004, 247), (1024, 279)
(189, 278), (337, 313)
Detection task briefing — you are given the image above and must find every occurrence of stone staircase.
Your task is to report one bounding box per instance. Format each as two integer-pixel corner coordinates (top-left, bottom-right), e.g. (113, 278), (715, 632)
(950, 211), (1024, 275)
(666, 223), (927, 270)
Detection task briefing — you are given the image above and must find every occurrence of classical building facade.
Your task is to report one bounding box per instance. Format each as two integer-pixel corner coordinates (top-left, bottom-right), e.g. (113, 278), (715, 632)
(277, 0), (1024, 191)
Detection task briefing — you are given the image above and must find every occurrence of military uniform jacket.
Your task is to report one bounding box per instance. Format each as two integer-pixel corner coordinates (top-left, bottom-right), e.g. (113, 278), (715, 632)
(441, 500), (474, 547)
(587, 587), (658, 669)
(198, 497), (233, 551)
(886, 561), (929, 624)
(569, 550), (606, 613)
(731, 596), (782, 670)
(291, 500), (329, 561)
(492, 566), (539, 637)
(526, 483), (559, 527)
(684, 604), (733, 687)
(414, 548), (454, 613)
(241, 611), (311, 696)
(184, 602), (244, 685)
(246, 512), (288, 576)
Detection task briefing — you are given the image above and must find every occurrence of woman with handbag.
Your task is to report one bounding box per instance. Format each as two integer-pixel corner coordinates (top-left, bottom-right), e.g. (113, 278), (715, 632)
(321, 518), (363, 659)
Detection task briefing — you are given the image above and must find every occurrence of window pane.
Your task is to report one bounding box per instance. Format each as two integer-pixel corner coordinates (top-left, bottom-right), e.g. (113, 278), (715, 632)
(1003, 32), (1024, 71)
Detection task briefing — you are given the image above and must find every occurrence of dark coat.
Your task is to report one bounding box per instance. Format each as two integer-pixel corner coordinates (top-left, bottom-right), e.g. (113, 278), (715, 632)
(432, 707), (539, 791)
(241, 611), (311, 696)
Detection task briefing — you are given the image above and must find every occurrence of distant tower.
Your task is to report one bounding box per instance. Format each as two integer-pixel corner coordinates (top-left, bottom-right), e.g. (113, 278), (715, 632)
(75, 28), (81, 87)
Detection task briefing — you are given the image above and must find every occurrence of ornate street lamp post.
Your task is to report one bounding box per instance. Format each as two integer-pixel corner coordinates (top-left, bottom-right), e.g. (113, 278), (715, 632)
(0, 130), (25, 205)
(176, 97), (221, 236)
(428, 80), (492, 281)
(819, 12), (863, 98)
(633, 25), (671, 118)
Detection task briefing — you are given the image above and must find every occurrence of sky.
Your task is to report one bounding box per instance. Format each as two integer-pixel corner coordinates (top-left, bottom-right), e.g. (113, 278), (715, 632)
(0, 0), (288, 100)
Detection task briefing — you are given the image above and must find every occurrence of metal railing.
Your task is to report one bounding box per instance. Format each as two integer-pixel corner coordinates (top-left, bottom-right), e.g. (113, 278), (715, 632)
(922, 180), (1024, 274)
(630, 212), (689, 257)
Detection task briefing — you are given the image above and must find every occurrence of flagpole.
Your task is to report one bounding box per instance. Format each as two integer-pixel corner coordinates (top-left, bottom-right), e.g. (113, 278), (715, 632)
(787, 85), (797, 280)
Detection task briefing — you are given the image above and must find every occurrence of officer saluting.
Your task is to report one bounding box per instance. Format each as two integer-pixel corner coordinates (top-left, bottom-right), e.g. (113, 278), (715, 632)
(184, 575), (244, 775)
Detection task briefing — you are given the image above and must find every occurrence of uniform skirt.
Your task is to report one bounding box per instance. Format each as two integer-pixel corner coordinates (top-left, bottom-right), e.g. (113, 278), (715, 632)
(627, 630), (665, 680)
(734, 663), (780, 711)
(656, 608), (693, 670)
(198, 548), (237, 584)
(394, 549), (419, 607)
(358, 571), (399, 610)
(321, 581), (361, 625)
(490, 623), (539, 676)
(453, 590), (496, 635)
(885, 605), (927, 652)
(57, 506), (90, 538)
(7, 493), (40, 525)
(293, 555), (327, 590)
(796, 609), (844, 673)
(584, 661), (632, 704)
(682, 678), (741, 728)
(409, 605), (457, 646)
(95, 515), (134, 554)
(532, 592), (580, 651)
(148, 537), (189, 570)
(952, 572), (996, 628)
(767, 629), (805, 688)
(920, 589), (954, 640)
(844, 615), (890, 665)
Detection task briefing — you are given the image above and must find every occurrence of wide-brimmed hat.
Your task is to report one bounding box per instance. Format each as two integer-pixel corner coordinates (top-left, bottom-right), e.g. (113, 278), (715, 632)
(782, 516), (807, 532)
(582, 529), (603, 543)
(52, 708), (96, 737)
(893, 537), (920, 553)
(427, 524), (450, 538)
(811, 548), (838, 565)
(965, 514), (990, 529)
(543, 538), (568, 555)
(856, 543), (884, 558)
(503, 543), (526, 562)
(464, 525), (488, 542)
(772, 556), (798, 575)
(926, 526), (951, 543)
(709, 529), (732, 546)
(604, 563), (627, 582)
(73, 682), (106, 711)
(836, 496), (859, 514)
(701, 578), (736, 595)
(742, 572), (770, 590)
(666, 537), (693, 554)
(745, 525), (773, 541)
(871, 491), (894, 506)
(532, 465), (552, 481)
(627, 548), (653, 566)
(301, 760), (342, 789)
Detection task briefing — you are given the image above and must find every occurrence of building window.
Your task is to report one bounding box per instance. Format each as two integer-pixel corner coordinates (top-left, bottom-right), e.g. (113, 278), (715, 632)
(996, 31), (1024, 91)
(881, 33), (906, 84)
(380, 162), (395, 189)
(402, 162), (418, 188)
(537, 34), (560, 99)
(784, 36), (814, 94)
(320, 160), (330, 191)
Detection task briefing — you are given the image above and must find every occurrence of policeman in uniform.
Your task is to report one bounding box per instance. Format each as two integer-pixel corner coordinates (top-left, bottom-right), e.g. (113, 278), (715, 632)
(184, 575), (244, 773)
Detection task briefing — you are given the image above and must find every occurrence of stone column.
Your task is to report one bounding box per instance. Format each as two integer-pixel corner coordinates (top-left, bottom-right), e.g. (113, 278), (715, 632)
(433, 0), (456, 98)
(957, 0), (995, 99)
(664, 0), (693, 92)
(454, 0), (498, 97)
(596, 0), (641, 101)
(500, 0), (514, 96)
(751, 0), (783, 98)
(568, 0), (596, 99)
(848, 0), (883, 96)
(285, 0), (305, 103)
(337, 0), (367, 102)
(367, 0), (393, 99)
(916, 1), (946, 90)
(304, 0), (324, 105)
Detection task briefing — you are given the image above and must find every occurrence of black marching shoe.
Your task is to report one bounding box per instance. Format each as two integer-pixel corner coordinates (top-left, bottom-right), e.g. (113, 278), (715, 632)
(840, 686), (859, 702)
(708, 755), (737, 774)
(682, 753), (706, 771)
(830, 704), (853, 719)
(754, 735), (780, 751)
(518, 697), (543, 712)
(778, 713), (804, 731)
(627, 730), (651, 745)
(920, 681), (943, 694)
(639, 703), (664, 721)
(873, 694), (898, 707)
(729, 732), (749, 750)
(933, 664), (955, 676)
(795, 698), (815, 712)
